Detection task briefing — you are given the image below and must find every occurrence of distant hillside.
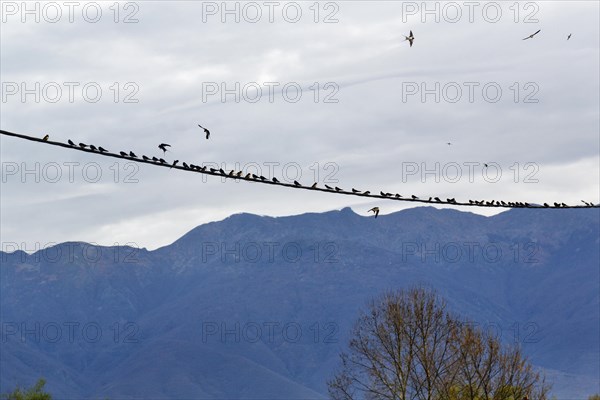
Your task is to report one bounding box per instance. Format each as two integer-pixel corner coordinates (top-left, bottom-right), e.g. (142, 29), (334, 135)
(1, 206), (598, 399)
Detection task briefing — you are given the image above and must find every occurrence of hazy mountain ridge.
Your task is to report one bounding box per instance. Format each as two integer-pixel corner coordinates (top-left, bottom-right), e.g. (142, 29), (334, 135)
(1, 207), (599, 398)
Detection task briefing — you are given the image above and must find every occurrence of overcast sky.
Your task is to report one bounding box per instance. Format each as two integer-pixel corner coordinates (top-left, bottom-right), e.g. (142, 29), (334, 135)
(1, 0), (599, 251)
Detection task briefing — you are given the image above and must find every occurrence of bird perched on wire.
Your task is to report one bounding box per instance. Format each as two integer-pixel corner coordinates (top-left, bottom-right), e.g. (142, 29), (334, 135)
(522, 29), (541, 40)
(368, 207), (380, 218)
(198, 124), (211, 139)
(129, 151), (137, 158)
(42, 134), (49, 141)
(89, 145), (97, 151)
(99, 146), (108, 153)
(158, 143), (171, 154)
(403, 30), (414, 47)
(68, 139), (75, 146)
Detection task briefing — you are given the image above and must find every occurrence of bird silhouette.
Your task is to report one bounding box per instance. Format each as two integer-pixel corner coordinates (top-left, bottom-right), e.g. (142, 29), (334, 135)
(68, 139), (75, 146)
(567, 33), (572, 40)
(119, 151), (127, 157)
(79, 143), (87, 149)
(395, 194), (402, 198)
(129, 151), (137, 158)
(411, 195), (419, 200)
(368, 207), (380, 218)
(158, 143), (171, 154)
(89, 145), (97, 151)
(99, 147), (107, 153)
(171, 160), (179, 168)
(294, 181), (301, 187)
(245, 173), (251, 179)
(311, 182), (318, 188)
(183, 162), (190, 169)
(159, 158), (166, 164)
(403, 30), (414, 47)
(273, 177), (279, 183)
(363, 191), (371, 195)
(325, 185), (333, 190)
(335, 186), (342, 191)
(42, 134), (49, 141)
(198, 124), (211, 139)
(435, 197), (442, 202)
(352, 188), (361, 193)
(522, 29), (541, 40)
(236, 171), (243, 177)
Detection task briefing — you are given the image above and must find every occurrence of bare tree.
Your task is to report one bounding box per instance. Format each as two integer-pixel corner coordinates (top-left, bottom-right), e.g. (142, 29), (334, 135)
(328, 287), (551, 400)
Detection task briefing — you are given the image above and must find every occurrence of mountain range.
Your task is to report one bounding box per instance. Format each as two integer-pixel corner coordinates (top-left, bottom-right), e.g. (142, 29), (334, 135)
(1, 206), (598, 398)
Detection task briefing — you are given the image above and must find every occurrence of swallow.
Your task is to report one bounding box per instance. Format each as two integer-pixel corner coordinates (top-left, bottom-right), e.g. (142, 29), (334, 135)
(435, 197), (442, 202)
(120, 151), (127, 156)
(311, 182), (318, 188)
(199, 166), (206, 171)
(522, 29), (541, 40)
(211, 168), (218, 173)
(171, 160), (179, 168)
(395, 194), (402, 198)
(403, 30), (414, 47)
(561, 203), (568, 207)
(252, 174), (259, 179)
(42, 134), (49, 141)
(294, 181), (301, 187)
(368, 207), (380, 218)
(567, 33), (572, 40)
(198, 124), (211, 139)
(236, 171), (243, 177)
(190, 164), (197, 170)
(183, 162), (190, 169)
(380, 191), (389, 197)
(99, 147), (107, 153)
(428, 197), (432, 201)
(259, 176), (266, 181)
(273, 177), (279, 183)
(363, 191), (371, 195)
(411, 195), (418, 200)
(89, 145), (97, 151)
(159, 158), (166, 164)
(68, 139), (75, 146)
(158, 143), (171, 154)
(142, 155), (150, 161)
(229, 170), (235, 176)
(217, 168), (224, 175)
(484, 163), (489, 168)
(352, 188), (361, 193)
(129, 151), (137, 158)
(79, 143), (87, 149)
(245, 173), (251, 179)
(335, 186), (342, 191)
(325, 185), (333, 190)
(152, 156), (158, 162)
(544, 203), (550, 207)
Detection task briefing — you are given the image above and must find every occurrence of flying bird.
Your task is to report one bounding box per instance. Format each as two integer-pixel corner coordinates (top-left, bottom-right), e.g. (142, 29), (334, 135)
(447, 142), (452, 146)
(198, 124), (211, 139)
(158, 143), (171, 154)
(403, 30), (414, 47)
(368, 207), (380, 218)
(42, 134), (49, 141)
(68, 139), (75, 146)
(522, 29), (541, 40)
(567, 33), (572, 40)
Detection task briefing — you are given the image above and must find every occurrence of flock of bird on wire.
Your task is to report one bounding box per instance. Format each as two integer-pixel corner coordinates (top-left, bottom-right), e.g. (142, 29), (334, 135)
(32, 28), (597, 216)
(36, 122), (597, 215)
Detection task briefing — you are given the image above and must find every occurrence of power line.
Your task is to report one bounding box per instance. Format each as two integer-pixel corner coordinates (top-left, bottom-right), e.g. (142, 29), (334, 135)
(1, 129), (597, 210)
